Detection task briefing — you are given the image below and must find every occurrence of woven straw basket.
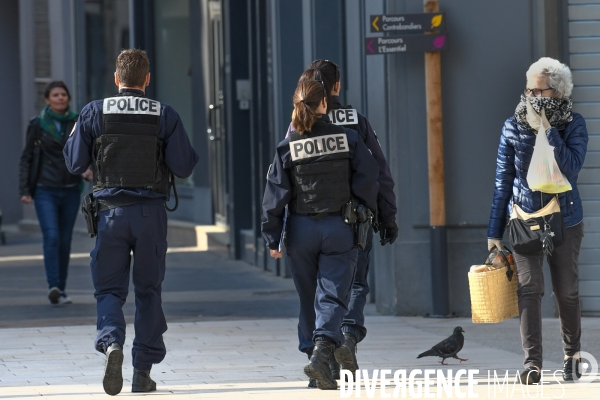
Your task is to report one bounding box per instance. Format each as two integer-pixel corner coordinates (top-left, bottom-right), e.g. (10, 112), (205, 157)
(468, 248), (519, 323)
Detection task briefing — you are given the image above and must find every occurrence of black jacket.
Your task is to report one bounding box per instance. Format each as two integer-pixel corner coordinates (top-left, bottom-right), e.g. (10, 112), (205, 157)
(329, 97), (397, 225)
(19, 117), (82, 197)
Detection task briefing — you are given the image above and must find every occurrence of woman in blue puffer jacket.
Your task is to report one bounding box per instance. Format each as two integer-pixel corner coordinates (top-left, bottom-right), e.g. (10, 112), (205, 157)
(487, 57), (588, 385)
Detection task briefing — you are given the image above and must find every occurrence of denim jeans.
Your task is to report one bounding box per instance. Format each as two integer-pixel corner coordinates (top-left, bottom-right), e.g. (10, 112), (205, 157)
(34, 185), (81, 291)
(514, 222), (584, 369)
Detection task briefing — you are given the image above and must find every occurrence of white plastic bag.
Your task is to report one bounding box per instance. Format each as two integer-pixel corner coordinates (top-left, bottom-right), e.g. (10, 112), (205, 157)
(526, 127), (572, 193)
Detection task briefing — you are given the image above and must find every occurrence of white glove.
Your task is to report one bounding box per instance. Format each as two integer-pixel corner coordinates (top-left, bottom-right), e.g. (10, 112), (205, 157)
(487, 238), (503, 251)
(526, 100), (551, 132)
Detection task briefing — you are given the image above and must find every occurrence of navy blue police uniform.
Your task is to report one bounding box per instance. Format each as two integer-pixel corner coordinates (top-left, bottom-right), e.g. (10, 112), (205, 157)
(286, 96), (397, 345)
(64, 89), (198, 371)
(265, 115), (379, 355)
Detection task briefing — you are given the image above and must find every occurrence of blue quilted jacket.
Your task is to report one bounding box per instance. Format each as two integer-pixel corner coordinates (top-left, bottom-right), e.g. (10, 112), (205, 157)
(487, 113), (588, 239)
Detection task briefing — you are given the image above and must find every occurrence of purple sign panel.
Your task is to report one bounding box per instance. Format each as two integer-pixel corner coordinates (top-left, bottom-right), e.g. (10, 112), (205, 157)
(364, 34), (448, 55)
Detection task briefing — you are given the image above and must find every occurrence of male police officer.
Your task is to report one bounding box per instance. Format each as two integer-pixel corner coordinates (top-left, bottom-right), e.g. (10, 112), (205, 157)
(64, 49), (198, 396)
(287, 61), (398, 384)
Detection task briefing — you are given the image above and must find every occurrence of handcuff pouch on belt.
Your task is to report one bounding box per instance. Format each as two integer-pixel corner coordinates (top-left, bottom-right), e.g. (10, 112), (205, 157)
(82, 193), (98, 238)
(342, 198), (359, 225)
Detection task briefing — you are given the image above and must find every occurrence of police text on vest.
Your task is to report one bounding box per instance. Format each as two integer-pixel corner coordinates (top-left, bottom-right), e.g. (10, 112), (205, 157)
(103, 96), (161, 116)
(290, 134), (349, 161)
(328, 109), (358, 126)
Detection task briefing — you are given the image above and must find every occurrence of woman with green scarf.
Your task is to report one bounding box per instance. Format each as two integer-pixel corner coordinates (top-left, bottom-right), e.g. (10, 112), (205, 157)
(18, 81), (92, 306)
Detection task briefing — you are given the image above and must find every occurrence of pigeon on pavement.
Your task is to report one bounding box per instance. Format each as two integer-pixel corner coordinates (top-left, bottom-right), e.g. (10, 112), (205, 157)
(417, 326), (467, 365)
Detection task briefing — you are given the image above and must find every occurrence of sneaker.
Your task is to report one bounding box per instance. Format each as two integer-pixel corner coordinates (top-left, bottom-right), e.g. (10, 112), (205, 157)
(132, 368), (157, 392)
(562, 358), (582, 381)
(520, 366), (541, 385)
(335, 333), (359, 380)
(48, 287), (60, 305)
(103, 343), (124, 396)
(58, 292), (72, 305)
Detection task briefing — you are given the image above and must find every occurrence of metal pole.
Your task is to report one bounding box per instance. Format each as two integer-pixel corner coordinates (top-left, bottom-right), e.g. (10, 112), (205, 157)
(424, 0), (449, 317)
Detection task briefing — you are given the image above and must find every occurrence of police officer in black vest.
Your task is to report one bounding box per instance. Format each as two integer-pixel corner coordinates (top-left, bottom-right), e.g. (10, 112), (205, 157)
(262, 80), (379, 390)
(64, 49), (198, 396)
(286, 61), (398, 383)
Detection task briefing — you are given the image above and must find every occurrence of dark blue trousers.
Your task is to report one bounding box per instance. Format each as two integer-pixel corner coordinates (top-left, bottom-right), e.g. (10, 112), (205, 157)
(286, 214), (357, 353)
(34, 185), (81, 291)
(341, 228), (373, 343)
(91, 203), (168, 370)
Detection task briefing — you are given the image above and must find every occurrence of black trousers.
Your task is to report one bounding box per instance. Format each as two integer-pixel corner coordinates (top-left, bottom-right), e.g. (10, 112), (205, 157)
(513, 222), (584, 369)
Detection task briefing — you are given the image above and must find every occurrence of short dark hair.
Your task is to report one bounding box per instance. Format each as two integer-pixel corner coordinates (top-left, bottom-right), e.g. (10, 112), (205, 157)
(300, 60), (340, 112)
(44, 81), (71, 100)
(115, 49), (150, 88)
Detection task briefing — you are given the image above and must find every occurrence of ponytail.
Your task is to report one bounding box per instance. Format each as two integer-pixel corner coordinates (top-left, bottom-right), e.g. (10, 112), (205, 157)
(291, 80), (326, 134)
(292, 102), (319, 134)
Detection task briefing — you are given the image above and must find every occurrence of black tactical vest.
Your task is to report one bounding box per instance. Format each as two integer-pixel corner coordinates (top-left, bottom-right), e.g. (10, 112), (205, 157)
(93, 93), (170, 194)
(289, 122), (352, 215)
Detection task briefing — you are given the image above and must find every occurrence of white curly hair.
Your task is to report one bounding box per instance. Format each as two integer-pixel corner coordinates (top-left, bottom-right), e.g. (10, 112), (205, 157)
(526, 57), (573, 98)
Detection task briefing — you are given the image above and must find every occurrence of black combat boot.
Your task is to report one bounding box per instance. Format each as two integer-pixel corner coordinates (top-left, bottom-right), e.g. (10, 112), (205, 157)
(304, 340), (337, 390)
(306, 350), (317, 388)
(102, 343), (124, 396)
(335, 332), (359, 379)
(329, 352), (341, 380)
(132, 368), (157, 393)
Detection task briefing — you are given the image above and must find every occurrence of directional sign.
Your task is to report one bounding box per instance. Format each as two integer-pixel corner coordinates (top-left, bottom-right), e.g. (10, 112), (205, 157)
(364, 34), (448, 55)
(370, 13), (445, 33)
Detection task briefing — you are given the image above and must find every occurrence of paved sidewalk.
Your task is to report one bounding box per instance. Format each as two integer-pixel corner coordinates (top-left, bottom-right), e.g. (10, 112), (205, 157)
(1, 229), (599, 398)
(0, 231), (300, 328)
(1, 316), (600, 399)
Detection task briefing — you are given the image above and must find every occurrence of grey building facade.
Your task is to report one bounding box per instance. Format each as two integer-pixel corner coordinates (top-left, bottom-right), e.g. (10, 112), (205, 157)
(1, 0), (598, 317)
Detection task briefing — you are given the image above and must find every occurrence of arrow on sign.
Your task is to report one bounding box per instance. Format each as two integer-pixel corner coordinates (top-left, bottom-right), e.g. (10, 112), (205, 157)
(372, 16), (380, 31)
(366, 39), (375, 53)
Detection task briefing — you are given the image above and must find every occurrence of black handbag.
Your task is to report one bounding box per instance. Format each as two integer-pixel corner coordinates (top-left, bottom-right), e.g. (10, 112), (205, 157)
(508, 195), (565, 256)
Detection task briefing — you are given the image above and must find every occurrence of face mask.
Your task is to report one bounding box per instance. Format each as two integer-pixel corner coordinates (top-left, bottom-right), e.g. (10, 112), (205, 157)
(514, 94), (573, 131)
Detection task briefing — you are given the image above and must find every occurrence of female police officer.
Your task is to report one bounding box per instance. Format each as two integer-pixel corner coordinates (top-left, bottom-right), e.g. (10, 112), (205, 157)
(262, 80), (378, 390)
(287, 62), (398, 384)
